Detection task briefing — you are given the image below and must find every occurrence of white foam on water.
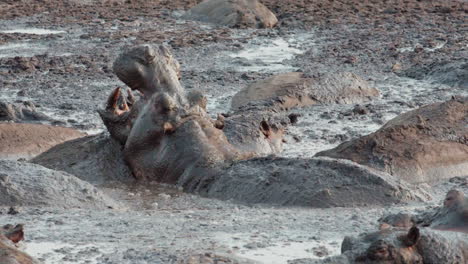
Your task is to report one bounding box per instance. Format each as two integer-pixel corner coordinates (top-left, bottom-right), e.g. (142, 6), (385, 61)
(1, 28), (66, 35)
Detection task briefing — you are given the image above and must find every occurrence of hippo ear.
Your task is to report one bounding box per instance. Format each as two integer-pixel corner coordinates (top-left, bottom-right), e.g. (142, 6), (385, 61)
(2, 224), (24, 244)
(260, 120), (271, 138)
(143, 45), (156, 63)
(404, 226), (420, 247)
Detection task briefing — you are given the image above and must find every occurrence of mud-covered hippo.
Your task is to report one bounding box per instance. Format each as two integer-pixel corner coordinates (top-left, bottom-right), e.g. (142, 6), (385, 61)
(331, 226), (468, 264)
(99, 44), (284, 186)
(380, 189), (468, 233)
(0, 224), (40, 264)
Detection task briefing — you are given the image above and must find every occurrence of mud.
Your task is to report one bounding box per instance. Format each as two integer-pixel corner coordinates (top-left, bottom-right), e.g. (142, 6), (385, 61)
(0, 0), (467, 263)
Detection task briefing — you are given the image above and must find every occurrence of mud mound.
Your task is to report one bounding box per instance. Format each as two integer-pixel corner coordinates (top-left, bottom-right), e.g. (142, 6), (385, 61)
(231, 72), (379, 110)
(0, 160), (119, 209)
(202, 157), (429, 208)
(182, 0), (278, 28)
(317, 97), (468, 183)
(0, 123), (85, 160)
(33, 133), (133, 185)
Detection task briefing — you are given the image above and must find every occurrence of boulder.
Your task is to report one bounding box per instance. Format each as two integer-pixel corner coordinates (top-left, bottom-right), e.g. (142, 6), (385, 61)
(182, 0), (278, 28)
(317, 97), (468, 183)
(0, 123), (85, 160)
(0, 160), (119, 209)
(33, 133), (133, 185)
(231, 72), (379, 110)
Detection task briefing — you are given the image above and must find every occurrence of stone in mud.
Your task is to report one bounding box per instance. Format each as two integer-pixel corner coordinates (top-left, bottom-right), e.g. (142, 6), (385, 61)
(33, 133), (133, 185)
(0, 101), (50, 122)
(0, 123), (85, 160)
(317, 97), (468, 184)
(0, 160), (119, 209)
(321, 227), (468, 264)
(182, 0), (278, 28)
(203, 157), (428, 207)
(0, 224), (41, 264)
(230, 72), (379, 110)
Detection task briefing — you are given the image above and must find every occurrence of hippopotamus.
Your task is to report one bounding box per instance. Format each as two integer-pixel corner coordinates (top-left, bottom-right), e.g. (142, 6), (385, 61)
(379, 189), (468, 233)
(98, 44), (285, 186)
(332, 226), (468, 264)
(0, 224), (40, 264)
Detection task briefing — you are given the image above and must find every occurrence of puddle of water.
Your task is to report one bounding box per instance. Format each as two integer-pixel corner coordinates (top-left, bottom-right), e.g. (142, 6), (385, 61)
(1, 28), (66, 35)
(0, 42), (72, 58)
(227, 37), (305, 72)
(238, 241), (341, 264)
(214, 232), (342, 264)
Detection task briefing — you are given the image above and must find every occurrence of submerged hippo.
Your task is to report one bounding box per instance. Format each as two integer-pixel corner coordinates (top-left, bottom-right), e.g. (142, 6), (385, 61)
(380, 189), (468, 233)
(333, 226), (468, 264)
(0, 224), (40, 264)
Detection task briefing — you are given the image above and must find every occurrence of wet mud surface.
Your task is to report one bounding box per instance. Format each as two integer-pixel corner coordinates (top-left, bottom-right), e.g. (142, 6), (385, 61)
(0, 0), (467, 263)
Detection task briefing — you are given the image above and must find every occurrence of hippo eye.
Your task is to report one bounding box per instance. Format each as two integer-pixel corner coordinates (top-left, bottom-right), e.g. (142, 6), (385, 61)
(368, 241), (391, 260)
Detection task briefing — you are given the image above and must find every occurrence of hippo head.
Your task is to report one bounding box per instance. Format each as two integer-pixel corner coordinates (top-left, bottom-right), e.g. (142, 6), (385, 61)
(1, 224), (24, 244)
(99, 45), (251, 185)
(341, 227), (423, 264)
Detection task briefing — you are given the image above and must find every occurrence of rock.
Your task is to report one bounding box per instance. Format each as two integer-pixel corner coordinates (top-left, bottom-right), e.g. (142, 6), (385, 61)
(0, 101), (51, 122)
(32, 133), (133, 185)
(231, 72), (379, 110)
(0, 123), (85, 160)
(316, 97), (468, 183)
(0, 160), (119, 209)
(182, 0), (278, 28)
(202, 157), (429, 207)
